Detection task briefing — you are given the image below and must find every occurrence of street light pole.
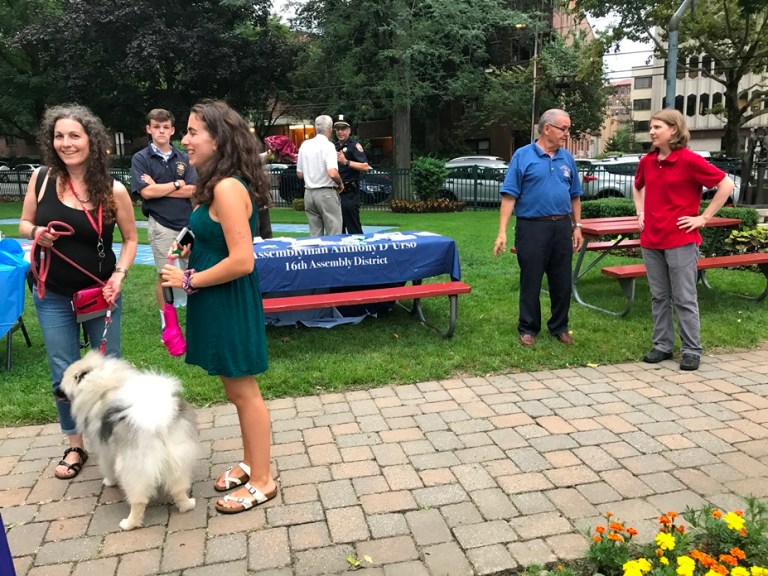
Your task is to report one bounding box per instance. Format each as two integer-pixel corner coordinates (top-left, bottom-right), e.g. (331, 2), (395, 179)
(530, 30), (539, 142)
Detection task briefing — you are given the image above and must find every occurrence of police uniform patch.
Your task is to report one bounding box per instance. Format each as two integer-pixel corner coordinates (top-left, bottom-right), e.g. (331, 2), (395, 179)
(356, 142), (364, 152)
(176, 162), (187, 177)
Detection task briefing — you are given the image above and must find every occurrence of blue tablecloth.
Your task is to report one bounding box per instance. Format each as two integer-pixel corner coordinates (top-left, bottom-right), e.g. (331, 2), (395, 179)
(253, 231), (461, 295)
(0, 238), (29, 340)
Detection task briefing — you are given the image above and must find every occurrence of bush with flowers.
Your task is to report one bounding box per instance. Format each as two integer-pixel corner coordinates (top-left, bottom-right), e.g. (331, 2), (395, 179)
(585, 498), (768, 576)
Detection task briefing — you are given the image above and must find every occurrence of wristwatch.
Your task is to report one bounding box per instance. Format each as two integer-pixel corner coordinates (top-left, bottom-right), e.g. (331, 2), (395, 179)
(173, 180), (181, 190)
(573, 222), (583, 229)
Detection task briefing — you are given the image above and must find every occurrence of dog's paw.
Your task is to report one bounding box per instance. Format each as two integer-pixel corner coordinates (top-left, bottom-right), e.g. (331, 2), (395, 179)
(102, 477), (117, 487)
(178, 497), (196, 513)
(119, 518), (140, 531)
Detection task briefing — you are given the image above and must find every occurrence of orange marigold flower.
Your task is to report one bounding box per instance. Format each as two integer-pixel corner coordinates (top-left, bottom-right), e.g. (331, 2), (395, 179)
(593, 535), (602, 542)
(713, 564), (728, 575)
(609, 522), (625, 532)
(668, 511), (678, 519)
(627, 528), (639, 536)
(719, 555), (737, 566)
(739, 528), (747, 537)
(677, 525), (685, 533)
(712, 510), (723, 519)
(733, 510), (744, 517)
(656, 548), (664, 557)
(596, 526), (606, 534)
(730, 548), (746, 560)
(606, 512), (614, 518)
(660, 515), (672, 525)
(608, 533), (624, 542)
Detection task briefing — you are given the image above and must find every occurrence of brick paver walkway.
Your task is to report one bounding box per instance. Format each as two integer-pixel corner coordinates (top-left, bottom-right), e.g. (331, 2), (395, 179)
(3, 348), (768, 576)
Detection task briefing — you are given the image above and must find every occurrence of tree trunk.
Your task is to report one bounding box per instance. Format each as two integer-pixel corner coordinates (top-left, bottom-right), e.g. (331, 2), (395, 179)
(393, 103), (411, 170)
(722, 80), (744, 157)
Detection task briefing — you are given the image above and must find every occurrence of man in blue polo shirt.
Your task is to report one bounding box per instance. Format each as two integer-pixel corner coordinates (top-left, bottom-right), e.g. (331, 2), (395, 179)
(131, 108), (197, 331)
(493, 109), (583, 347)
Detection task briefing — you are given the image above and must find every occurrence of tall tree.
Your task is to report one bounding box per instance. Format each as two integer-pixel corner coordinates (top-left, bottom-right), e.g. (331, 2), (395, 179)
(292, 0), (528, 168)
(575, 0), (768, 156)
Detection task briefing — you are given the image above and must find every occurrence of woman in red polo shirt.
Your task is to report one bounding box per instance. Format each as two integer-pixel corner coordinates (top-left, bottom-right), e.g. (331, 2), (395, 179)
(632, 109), (734, 371)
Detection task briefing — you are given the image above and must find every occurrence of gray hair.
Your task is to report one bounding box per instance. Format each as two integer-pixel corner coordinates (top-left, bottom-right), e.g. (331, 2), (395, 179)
(314, 115), (333, 136)
(537, 109), (570, 134)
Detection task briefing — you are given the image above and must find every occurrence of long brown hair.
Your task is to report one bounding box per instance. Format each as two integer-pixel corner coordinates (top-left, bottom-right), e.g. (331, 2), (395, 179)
(650, 109), (690, 150)
(188, 100), (270, 209)
(38, 104), (117, 220)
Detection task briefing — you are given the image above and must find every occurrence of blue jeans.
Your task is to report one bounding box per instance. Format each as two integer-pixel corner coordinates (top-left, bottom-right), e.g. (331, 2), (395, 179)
(33, 287), (122, 435)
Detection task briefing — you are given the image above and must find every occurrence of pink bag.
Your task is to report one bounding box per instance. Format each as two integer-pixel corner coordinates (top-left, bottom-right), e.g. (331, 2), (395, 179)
(71, 286), (114, 323)
(161, 303), (186, 356)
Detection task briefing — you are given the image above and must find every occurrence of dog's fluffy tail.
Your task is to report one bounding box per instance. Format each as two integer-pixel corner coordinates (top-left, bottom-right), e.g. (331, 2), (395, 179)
(115, 373), (183, 432)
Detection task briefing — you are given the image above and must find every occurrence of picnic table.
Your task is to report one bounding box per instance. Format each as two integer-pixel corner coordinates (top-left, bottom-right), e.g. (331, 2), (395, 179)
(572, 216), (768, 316)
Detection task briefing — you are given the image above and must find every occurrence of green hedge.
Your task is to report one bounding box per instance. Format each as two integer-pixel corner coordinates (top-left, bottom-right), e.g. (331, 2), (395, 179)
(580, 198), (759, 256)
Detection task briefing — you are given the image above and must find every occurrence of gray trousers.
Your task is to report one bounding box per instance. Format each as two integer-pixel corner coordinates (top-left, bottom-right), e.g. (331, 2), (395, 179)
(642, 243), (702, 355)
(304, 187), (342, 237)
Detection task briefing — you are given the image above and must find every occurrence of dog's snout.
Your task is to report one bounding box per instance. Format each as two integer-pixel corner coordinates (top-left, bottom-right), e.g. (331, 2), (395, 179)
(54, 387), (70, 403)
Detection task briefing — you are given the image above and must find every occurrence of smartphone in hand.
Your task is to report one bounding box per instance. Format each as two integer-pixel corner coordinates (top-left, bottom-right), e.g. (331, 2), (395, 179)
(175, 227), (195, 248)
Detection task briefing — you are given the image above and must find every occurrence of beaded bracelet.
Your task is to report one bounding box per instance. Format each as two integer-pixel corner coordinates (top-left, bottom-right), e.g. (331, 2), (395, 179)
(182, 268), (199, 295)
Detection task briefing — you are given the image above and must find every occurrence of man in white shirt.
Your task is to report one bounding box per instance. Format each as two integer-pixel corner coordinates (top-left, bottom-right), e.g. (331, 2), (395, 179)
(297, 115), (344, 236)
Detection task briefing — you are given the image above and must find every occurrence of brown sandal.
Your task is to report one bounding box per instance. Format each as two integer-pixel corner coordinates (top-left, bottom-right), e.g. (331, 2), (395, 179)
(54, 447), (88, 480)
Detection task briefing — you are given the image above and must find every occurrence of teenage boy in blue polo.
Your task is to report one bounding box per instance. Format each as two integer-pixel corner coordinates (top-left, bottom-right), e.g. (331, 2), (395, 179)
(493, 109), (583, 347)
(131, 108), (197, 330)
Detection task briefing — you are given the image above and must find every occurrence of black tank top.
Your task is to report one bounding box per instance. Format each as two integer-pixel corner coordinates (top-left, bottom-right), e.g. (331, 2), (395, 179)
(35, 174), (116, 297)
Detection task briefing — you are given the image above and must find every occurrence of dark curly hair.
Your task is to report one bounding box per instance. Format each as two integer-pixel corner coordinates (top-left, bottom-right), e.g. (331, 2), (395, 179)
(188, 100), (270, 209)
(37, 103), (117, 220)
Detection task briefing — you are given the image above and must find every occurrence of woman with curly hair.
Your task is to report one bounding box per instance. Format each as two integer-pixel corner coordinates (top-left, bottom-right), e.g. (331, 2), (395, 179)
(19, 103), (138, 479)
(161, 100), (276, 514)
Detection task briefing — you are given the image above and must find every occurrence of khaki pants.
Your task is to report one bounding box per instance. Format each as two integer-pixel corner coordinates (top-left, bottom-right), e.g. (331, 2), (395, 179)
(304, 187), (342, 236)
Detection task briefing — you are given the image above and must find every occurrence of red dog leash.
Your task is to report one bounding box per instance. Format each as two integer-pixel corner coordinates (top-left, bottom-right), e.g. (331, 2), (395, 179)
(30, 221), (112, 353)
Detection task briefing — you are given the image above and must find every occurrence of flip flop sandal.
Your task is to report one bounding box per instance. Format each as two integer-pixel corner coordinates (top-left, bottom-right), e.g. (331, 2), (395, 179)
(54, 447), (88, 480)
(214, 462), (251, 492)
(215, 482), (278, 514)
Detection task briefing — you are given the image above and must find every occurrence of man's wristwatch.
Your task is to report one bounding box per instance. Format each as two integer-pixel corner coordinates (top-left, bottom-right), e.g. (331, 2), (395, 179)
(573, 222), (583, 229)
(173, 180), (181, 190)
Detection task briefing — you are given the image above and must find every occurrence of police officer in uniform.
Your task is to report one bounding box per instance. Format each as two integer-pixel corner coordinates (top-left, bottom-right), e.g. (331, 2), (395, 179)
(333, 114), (369, 234)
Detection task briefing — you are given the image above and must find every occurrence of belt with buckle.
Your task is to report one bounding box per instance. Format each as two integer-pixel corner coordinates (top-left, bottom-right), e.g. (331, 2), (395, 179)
(525, 215), (569, 221)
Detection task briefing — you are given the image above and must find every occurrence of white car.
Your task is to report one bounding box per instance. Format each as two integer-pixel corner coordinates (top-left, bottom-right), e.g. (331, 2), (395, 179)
(440, 157), (509, 204)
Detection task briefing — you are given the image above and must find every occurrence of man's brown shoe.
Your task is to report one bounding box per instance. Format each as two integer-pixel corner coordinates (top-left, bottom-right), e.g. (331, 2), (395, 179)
(554, 332), (573, 345)
(519, 333), (536, 347)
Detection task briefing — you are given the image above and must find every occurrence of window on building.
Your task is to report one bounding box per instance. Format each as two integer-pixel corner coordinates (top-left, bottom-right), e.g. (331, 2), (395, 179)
(634, 120), (650, 132)
(633, 98), (652, 111)
(739, 91), (748, 110)
(466, 139), (491, 155)
(675, 95), (684, 112)
(4, 136), (15, 146)
(752, 91), (761, 112)
(712, 93), (723, 108)
(686, 94), (697, 117)
(634, 76), (653, 89)
(688, 56), (699, 78)
(677, 59), (685, 80)
(702, 54), (712, 74)
(699, 93), (710, 115)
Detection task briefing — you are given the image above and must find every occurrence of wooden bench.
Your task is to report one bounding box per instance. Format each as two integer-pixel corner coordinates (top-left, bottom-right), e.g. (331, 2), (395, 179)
(262, 281), (472, 338)
(510, 238), (640, 255)
(598, 253), (768, 317)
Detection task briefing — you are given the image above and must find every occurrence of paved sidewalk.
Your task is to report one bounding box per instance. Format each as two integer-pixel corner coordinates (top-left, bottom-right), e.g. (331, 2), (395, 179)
(3, 348), (768, 576)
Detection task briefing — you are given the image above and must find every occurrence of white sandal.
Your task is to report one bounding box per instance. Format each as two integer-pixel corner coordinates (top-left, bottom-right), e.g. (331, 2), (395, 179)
(214, 462), (251, 492)
(215, 482), (277, 514)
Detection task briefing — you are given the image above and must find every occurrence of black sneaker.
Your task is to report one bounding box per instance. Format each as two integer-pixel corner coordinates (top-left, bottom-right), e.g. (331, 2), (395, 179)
(680, 353), (701, 371)
(643, 348), (673, 363)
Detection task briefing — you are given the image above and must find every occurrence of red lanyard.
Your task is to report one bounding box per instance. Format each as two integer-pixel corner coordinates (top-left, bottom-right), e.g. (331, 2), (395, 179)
(67, 177), (106, 270)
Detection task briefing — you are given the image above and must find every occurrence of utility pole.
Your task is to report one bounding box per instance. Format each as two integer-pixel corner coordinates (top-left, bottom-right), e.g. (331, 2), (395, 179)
(665, 0), (693, 109)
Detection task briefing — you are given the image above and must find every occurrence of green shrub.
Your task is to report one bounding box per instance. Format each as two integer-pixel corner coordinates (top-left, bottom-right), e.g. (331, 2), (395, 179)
(700, 205), (759, 256)
(292, 198), (305, 211)
(411, 156), (448, 201)
(581, 198), (636, 218)
(725, 226), (768, 254)
(390, 198), (465, 213)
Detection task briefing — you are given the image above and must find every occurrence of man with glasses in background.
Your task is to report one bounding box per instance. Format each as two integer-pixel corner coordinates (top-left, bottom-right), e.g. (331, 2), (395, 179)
(493, 109), (583, 347)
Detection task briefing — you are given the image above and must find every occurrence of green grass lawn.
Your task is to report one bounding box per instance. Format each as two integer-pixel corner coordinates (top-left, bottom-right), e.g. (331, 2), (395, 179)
(2, 201), (767, 426)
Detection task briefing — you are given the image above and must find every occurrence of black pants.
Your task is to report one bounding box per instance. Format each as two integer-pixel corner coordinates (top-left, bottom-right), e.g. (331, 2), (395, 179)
(340, 182), (363, 234)
(515, 217), (573, 336)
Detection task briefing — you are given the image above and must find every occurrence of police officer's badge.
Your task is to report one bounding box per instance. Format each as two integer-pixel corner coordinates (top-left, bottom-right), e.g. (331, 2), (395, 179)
(355, 143), (364, 152)
(175, 162), (187, 177)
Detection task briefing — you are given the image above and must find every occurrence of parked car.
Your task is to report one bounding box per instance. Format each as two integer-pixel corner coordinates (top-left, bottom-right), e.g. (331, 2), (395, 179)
(277, 164), (393, 205)
(439, 157), (509, 204)
(0, 163), (40, 184)
(577, 154), (741, 204)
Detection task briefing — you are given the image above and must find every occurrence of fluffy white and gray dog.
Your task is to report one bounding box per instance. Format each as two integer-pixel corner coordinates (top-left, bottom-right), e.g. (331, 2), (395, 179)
(60, 351), (199, 531)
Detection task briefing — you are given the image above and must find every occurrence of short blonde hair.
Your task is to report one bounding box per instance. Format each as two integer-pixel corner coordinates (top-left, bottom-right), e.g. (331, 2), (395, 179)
(650, 109), (689, 149)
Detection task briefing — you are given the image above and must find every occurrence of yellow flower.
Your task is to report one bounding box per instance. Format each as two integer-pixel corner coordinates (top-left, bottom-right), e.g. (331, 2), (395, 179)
(655, 532), (676, 551)
(732, 568), (749, 576)
(661, 558), (670, 566)
(724, 512), (745, 532)
(751, 569), (768, 576)
(624, 559), (653, 576)
(677, 556), (696, 576)
(707, 571), (723, 576)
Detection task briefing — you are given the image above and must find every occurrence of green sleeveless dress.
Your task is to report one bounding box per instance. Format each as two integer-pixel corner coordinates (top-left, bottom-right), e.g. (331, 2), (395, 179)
(185, 181), (268, 377)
